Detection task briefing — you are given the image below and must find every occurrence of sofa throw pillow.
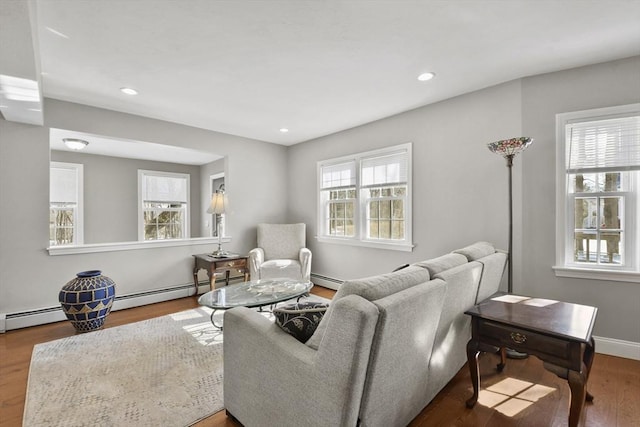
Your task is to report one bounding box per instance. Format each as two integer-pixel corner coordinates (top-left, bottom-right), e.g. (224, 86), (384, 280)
(274, 301), (329, 343)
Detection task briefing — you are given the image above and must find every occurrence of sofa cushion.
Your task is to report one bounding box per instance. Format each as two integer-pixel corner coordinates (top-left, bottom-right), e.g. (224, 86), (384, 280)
(414, 253), (467, 276)
(453, 241), (496, 261)
(306, 265), (430, 350)
(273, 301), (329, 343)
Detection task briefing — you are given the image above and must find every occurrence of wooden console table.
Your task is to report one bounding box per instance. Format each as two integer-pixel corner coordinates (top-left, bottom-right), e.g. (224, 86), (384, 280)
(465, 293), (597, 427)
(192, 254), (249, 292)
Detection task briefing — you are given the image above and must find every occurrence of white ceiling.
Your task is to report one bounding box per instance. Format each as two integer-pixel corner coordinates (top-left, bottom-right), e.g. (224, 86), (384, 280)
(3, 0), (640, 146)
(50, 128), (222, 165)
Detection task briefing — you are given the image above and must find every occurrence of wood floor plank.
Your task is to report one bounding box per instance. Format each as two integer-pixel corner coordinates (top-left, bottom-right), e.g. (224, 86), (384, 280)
(1, 287), (639, 427)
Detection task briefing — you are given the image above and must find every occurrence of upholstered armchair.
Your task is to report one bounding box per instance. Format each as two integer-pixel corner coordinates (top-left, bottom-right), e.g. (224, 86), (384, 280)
(248, 223), (312, 282)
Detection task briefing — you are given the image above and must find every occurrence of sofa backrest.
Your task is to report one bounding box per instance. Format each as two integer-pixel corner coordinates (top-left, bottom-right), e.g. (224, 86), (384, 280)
(306, 265), (430, 350)
(453, 242), (507, 303)
(357, 278), (446, 427)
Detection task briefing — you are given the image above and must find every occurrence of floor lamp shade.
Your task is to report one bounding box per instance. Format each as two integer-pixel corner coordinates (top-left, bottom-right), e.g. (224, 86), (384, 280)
(487, 137), (533, 294)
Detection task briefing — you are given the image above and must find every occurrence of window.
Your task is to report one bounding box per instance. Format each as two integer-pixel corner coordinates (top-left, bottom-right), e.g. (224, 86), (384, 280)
(138, 170), (189, 241)
(555, 104), (640, 282)
(49, 162), (84, 246)
(318, 143), (412, 251)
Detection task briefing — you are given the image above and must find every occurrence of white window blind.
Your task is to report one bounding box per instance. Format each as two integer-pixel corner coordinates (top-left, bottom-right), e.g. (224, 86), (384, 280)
(567, 115), (640, 173)
(361, 150), (409, 187)
(50, 166), (79, 203)
(321, 161), (356, 189)
(142, 174), (188, 202)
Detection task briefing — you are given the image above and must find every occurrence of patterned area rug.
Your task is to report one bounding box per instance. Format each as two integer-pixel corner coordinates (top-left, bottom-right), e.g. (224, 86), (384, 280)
(24, 307), (224, 427)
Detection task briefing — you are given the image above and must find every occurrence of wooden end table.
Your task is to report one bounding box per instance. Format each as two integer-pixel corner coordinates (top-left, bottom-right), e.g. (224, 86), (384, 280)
(192, 253), (249, 292)
(465, 293), (597, 427)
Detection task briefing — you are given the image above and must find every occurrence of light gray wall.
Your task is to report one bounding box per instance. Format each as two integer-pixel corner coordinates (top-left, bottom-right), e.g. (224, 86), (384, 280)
(51, 150), (203, 243)
(520, 56), (640, 343)
(286, 56), (640, 344)
(287, 79), (522, 280)
(0, 99), (287, 314)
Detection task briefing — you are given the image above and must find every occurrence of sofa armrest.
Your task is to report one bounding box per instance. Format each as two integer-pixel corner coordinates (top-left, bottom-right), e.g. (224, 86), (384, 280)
(223, 295), (378, 427)
(247, 247), (264, 279)
(299, 247), (312, 282)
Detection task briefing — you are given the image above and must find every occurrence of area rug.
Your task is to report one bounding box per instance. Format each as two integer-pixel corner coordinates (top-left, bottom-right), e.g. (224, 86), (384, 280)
(23, 307), (224, 427)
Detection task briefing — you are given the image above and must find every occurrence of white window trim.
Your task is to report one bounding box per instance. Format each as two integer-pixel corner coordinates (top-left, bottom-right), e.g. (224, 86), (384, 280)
(137, 170), (190, 241)
(554, 103), (640, 283)
(50, 161), (84, 246)
(316, 143), (413, 252)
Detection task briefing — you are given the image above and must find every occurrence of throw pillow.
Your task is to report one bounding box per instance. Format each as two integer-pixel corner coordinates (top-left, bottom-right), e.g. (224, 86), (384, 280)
(273, 301), (329, 343)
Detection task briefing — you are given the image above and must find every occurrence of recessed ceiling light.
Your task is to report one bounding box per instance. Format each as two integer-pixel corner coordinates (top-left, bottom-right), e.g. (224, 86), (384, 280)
(417, 72), (436, 82)
(280, 128), (289, 133)
(120, 87), (138, 95)
(63, 138), (89, 150)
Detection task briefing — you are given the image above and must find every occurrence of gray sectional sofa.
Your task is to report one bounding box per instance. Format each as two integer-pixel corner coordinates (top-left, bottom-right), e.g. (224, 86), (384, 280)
(223, 242), (507, 427)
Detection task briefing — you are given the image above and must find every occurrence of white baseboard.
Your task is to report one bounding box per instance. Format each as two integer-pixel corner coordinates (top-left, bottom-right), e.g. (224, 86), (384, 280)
(311, 272), (342, 291)
(3, 283), (196, 332)
(593, 335), (640, 360)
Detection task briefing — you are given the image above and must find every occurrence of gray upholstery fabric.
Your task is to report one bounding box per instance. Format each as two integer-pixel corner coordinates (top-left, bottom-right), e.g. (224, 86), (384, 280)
(474, 250), (508, 303)
(424, 261), (484, 405)
(413, 253), (467, 277)
(453, 241), (496, 261)
(257, 223), (306, 260)
(358, 279), (447, 427)
(223, 294), (379, 427)
(306, 265), (430, 350)
(249, 224), (312, 281)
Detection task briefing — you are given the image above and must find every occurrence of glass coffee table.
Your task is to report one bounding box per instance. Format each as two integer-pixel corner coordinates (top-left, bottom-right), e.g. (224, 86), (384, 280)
(197, 278), (313, 329)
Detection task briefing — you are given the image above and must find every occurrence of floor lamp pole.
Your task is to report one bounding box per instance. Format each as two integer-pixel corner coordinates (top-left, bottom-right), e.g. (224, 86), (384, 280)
(507, 154), (514, 294)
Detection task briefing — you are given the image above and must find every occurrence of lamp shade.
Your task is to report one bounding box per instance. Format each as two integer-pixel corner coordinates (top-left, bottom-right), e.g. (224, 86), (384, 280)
(207, 191), (227, 215)
(487, 137), (533, 158)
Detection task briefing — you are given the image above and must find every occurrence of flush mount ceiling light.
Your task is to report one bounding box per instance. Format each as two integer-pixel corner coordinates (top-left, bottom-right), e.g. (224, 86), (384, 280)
(120, 87), (138, 95)
(417, 72), (436, 82)
(279, 128), (289, 133)
(63, 138), (89, 150)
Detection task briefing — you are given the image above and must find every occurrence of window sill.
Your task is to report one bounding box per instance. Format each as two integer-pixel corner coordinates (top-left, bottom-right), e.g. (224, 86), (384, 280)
(48, 237), (231, 256)
(316, 236), (414, 252)
(552, 266), (640, 283)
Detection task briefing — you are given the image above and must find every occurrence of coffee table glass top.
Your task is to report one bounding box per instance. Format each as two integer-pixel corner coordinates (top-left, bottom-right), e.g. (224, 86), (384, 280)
(198, 278), (313, 309)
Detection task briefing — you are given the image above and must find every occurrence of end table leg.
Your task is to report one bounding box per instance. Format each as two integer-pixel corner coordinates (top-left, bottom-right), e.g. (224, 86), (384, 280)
(567, 366), (587, 427)
(466, 339), (480, 408)
(192, 270), (199, 294)
(584, 338), (595, 402)
(497, 347), (507, 372)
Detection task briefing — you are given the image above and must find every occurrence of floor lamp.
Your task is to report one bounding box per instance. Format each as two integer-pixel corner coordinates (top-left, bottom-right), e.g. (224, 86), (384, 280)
(488, 137), (533, 359)
(207, 189), (229, 257)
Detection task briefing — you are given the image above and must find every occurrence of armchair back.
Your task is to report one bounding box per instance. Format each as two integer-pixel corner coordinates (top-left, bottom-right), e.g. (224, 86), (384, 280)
(257, 223), (306, 260)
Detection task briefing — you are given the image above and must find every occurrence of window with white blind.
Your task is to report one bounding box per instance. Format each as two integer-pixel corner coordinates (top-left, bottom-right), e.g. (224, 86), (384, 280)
(138, 170), (190, 241)
(49, 162), (84, 246)
(555, 104), (640, 282)
(318, 143), (412, 251)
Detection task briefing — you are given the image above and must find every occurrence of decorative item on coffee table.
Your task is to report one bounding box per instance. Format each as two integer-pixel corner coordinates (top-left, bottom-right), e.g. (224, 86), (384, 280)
(59, 270), (116, 333)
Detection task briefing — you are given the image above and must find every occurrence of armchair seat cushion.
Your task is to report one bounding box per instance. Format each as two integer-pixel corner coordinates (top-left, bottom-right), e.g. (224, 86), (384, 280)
(259, 259), (303, 280)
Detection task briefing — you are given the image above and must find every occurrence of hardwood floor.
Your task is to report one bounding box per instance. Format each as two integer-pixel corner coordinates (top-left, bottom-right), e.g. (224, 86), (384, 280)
(1, 286), (638, 427)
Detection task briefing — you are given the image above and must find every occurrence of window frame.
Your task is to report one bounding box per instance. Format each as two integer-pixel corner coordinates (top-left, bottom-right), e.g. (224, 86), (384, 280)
(138, 170), (190, 241)
(317, 143), (413, 252)
(49, 161), (84, 246)
(554, 104), (640, 283)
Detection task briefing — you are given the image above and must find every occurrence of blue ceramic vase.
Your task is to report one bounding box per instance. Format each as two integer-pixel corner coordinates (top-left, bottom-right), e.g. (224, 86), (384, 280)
(59, 270), (116, 333)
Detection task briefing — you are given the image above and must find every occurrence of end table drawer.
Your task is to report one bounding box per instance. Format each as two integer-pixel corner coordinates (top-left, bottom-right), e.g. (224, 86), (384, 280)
(217, 259), (246, 269)
(479, 320), (570, 359)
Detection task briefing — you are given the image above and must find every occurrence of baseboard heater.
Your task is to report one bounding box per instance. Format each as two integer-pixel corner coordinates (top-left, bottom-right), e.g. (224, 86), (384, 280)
(311, 273), (343, 291)
(2, 283), (195, 332)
